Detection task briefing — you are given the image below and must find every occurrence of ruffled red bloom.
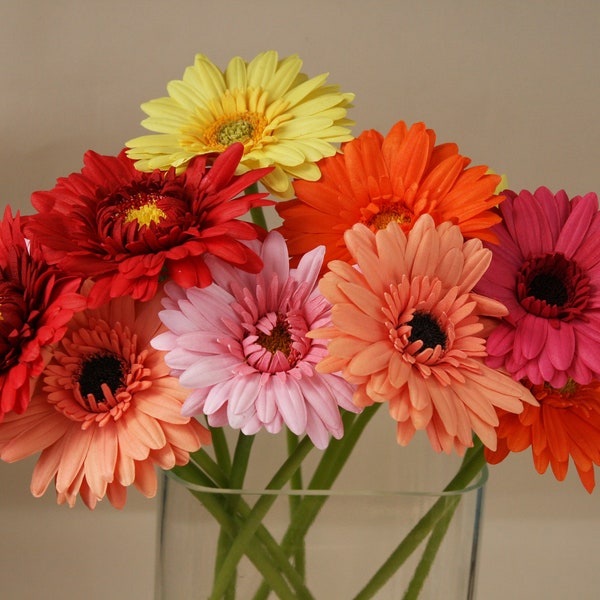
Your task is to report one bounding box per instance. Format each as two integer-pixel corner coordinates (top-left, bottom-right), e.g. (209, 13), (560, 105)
(25, 143), (273, 307)
(0, 207), (86, 420)
(486, 379), (600, 493)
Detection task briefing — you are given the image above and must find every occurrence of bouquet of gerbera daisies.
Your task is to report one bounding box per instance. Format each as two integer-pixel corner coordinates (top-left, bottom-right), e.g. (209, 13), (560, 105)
(1, 51), (598, 599)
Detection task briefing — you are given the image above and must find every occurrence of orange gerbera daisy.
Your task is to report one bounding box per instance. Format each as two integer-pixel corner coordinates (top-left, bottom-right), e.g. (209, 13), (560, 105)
(0, 292), (210, 509)
(277, 120), (504, 267)
(485, 379), (600, 492)
(311, 216), (534, 455)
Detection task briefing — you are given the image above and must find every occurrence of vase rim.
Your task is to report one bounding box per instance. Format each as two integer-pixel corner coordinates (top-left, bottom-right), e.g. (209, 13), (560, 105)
(164, 464), (488, 497)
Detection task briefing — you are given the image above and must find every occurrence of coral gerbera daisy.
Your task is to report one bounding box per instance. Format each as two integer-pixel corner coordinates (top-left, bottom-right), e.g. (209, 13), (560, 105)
(152, 231), (358, 450)
(0, 292), (210, 509)
(276, 121), (504, 267)
(311, 216), (535, 455)
(0, 207), (86, 420)
(486, 379), (600, 493)
(474, 187), (600, 388)
(25, 143), (273, 307)
(125, 51), (355, 199)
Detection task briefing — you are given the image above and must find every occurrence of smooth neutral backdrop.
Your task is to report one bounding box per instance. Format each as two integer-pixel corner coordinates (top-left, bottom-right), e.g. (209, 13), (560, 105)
(1, 1), (599, 599)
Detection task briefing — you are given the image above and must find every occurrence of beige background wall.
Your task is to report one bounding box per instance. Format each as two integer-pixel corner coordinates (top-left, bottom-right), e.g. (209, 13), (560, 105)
(1, 1), (599, 598)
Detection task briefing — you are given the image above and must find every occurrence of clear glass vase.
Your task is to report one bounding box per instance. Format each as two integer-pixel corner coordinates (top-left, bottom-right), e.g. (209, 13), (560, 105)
(154, 427), (487, 600)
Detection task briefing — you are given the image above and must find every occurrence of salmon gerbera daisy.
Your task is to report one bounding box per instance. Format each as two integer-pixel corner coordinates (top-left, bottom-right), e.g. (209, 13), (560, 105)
(474, 187), (600, 388)
(486, 379), (600, 493)
(125, 51), (354, 199)
(0, 208), (86, 420)
(0, 292), (210, 509)
(152, 231), (358, 449)
(24, 143), (273, 307)
(277, 120), (504, 267)
(311, 215), (535, 455)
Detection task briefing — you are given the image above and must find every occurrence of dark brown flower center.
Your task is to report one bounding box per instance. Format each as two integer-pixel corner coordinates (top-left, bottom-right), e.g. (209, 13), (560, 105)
(256, 319), (293, 356)
(408, 311), (447, 351)
(78, 352), (126, 403)
(517, 253), (589, 320)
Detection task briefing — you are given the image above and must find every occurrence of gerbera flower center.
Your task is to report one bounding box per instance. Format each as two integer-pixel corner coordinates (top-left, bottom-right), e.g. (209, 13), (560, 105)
(205, 112), (268, 151)
(407, 311), (447, 351)
(256, 321), (293, 356)
(517, 252), (590, 320)
(78, 352), (126, 405)
(123, 193), (168, 227)
(364, 203), (414, 231)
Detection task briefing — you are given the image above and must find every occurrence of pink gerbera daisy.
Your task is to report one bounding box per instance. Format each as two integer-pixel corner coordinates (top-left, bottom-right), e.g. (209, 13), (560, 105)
(311, 216), (535, 455)
(0, 207), (86, 420)
(152, 231), (357, 449)
(24, 143), (273, 307)
(474, 187), (600, 387)
(0, 292), (210, 509)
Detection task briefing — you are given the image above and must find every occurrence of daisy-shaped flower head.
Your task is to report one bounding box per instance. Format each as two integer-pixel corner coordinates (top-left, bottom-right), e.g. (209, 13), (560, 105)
(486, 379), (600, 493)
(276, 120), (504, 267)
(0, 207), (86, 420)
(125, 51), (355, 199)
(311, 216), (535, 455)
(474, 187), (600, 388)
(0, 292), (210, 509)
(152, 231), (358, 450)
(25, 143), (273, 307)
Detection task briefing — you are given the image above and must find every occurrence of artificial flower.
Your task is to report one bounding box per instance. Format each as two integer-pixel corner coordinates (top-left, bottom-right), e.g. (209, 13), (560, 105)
(0, 207), (86, 420)
(276, 121), (504, 267)
(474, 187), (600, 388)
(125, 51), (354, 199)
(0, 292), (210, 509)
(486, 379), (600, 493)
(311, 216), (535, 455)
(153, 231), (357, 449)
(25, 143), (273, 307)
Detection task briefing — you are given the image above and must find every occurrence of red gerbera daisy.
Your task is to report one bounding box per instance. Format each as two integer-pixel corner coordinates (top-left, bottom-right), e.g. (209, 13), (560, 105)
(485, 379), (600, 493)
(25, 143), (273, 307)
(0, 207), (86, 420)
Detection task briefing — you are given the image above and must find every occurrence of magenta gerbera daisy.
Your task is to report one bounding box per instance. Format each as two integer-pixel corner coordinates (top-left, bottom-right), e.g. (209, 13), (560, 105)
(0, 207), (86, 420)
(24, 143), (273, 307)
(474, 187), (600, 387)
(152, 231), (358, 449)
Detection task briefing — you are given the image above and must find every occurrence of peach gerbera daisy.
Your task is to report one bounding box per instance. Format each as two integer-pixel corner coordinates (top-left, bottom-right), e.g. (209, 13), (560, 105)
(126, 51), (354, 199)
(486, 379), (600, 493)
(311, 216), (535, 455)
(0, 292), (209, 509)
(277, 121), (504, 267)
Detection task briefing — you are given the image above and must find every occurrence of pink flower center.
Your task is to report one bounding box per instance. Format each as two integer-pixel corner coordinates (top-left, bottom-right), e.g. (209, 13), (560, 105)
(517, 253), (590, 320)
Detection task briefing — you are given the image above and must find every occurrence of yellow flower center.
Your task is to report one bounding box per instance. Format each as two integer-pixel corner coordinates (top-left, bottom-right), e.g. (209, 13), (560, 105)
(205, 111), (267, 151)
(123, 194), (167, 227)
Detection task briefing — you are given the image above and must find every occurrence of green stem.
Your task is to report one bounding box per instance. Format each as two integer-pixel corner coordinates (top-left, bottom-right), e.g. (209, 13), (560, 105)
(352, 441), (487, 600)
(210, 425), (232, 475)
(209, 435), (315, 600)
(286, 429), (305, 577)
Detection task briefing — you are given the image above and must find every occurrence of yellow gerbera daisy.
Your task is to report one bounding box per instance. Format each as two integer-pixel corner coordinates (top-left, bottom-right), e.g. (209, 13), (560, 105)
(126, 51), (355, 199)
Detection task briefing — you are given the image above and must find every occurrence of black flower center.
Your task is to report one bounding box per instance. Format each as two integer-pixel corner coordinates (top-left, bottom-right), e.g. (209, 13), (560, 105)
(0, 279), (27, 358)
(527, 273), (568, 306)
(408, 311), (447, 351)
(517, 253), (589, 320)
(78, 353), (126, 402)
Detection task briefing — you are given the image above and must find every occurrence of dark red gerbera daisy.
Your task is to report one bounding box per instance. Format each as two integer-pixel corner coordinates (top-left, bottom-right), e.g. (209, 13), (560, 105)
(25, 143), (273, 307)
(0, 207), (86, 420)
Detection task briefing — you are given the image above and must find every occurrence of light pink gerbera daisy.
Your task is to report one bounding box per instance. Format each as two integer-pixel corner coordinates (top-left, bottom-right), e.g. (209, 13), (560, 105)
(474, 187), (600, 388)
(311, 216), (535, 455)
(0, 292), (210, 509)
(152, 231), (357, 449)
